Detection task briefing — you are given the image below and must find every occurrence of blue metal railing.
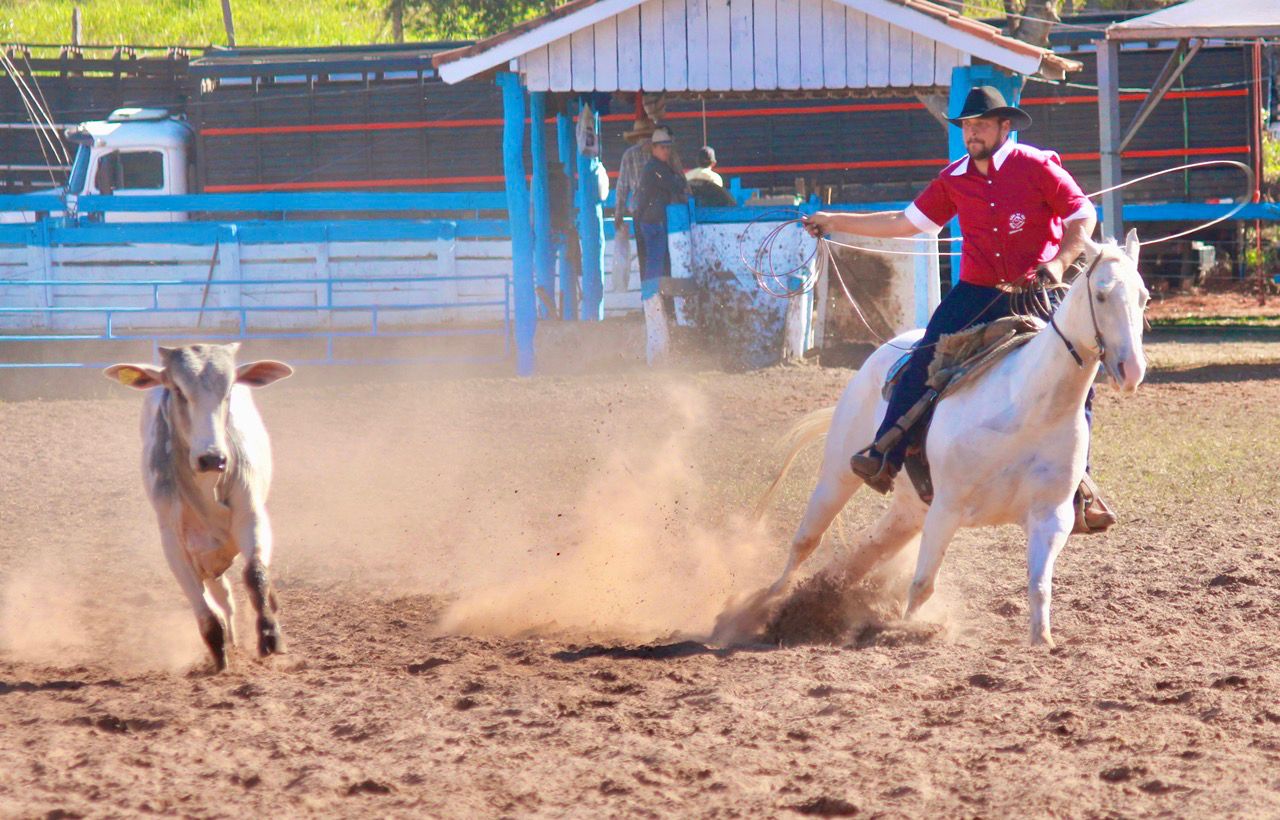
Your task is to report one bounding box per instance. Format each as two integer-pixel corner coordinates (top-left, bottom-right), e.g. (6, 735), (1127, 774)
(0, 273), (512, 369)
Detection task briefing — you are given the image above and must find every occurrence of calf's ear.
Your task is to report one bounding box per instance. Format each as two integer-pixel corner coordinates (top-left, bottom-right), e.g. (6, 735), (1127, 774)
(104, 363), (165, 389)
(236, 360), (294, 388)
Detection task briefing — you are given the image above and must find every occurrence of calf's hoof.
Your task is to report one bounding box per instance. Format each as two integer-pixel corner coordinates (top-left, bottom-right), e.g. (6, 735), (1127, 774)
(257, 620), (285, 657)
(200, 616), (229, 672)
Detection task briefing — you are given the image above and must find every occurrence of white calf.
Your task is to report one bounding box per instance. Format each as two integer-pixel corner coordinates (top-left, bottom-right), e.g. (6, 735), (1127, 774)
(106, 343), (293, 670)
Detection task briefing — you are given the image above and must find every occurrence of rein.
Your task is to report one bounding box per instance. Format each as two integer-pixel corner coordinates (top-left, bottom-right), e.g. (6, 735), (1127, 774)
(1047, 251), (1107, 369)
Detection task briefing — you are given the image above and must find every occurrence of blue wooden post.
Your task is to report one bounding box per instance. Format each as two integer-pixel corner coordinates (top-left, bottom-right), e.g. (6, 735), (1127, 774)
(558, 111), (583, 319)
(498, 71), (536, 376)
(576, 102), (605, 321)
(945, 65), (1024, 285)
(529, 92), (555, 319)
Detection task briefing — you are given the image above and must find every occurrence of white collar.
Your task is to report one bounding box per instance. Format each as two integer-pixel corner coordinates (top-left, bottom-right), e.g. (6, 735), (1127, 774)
(949, 138), (1017, 176)
(991, 138), (1016, 170)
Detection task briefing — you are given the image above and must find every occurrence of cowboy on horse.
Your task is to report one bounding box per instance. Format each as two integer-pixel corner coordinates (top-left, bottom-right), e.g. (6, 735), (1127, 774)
(803, 86), (1115, 534)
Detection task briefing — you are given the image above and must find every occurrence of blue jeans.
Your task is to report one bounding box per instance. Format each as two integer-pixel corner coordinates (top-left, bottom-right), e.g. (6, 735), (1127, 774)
(875, 280), (1093, 468)
(636, 221), (669, 301)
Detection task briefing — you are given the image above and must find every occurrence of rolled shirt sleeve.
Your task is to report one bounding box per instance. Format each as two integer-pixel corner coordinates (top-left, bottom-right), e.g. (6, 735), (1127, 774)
(905, 177), (954, 234)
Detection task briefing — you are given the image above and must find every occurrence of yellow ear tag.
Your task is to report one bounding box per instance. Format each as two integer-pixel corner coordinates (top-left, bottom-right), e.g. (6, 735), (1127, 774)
(119, 368), (143, 386)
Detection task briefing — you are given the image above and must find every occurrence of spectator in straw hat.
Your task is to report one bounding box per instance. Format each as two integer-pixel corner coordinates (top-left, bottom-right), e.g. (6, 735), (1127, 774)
(611, 114), (656, 293)
(633, 126), (690, 363)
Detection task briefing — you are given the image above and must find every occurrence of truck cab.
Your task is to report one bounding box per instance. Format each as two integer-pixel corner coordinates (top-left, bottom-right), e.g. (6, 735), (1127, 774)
(64, 107), (193, 222)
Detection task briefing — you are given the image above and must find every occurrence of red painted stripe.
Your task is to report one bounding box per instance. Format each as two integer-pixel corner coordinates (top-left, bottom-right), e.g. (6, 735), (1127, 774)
(1022, 88), (1248, 106)
(201, 88), (1250, 138)
(1060, 144), (1250, 162)
(717, 158), (945, 173)
(202, 119), (505, 136)
(204, 174), (505, 192)
(203, 145), (1251, 192)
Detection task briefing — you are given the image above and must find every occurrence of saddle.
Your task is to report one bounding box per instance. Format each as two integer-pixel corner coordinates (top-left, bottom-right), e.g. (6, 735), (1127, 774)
(877, 316), (1044, 504)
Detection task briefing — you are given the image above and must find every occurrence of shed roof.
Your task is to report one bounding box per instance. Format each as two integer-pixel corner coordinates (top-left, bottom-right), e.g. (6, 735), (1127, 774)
(1107, 0), (1280, 41)
(190, 42), (469, 78)
(433, 0), (1081, 90)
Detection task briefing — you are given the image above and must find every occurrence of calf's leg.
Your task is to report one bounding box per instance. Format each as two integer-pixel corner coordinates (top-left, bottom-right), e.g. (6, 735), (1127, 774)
(235, 506), (284, 657)
(160, 526), (228, 671)
(206, 574), (237, 647)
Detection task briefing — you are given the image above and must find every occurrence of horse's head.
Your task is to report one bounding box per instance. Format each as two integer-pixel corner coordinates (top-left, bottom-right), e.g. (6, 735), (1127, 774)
(1074, 228), (1150, 393)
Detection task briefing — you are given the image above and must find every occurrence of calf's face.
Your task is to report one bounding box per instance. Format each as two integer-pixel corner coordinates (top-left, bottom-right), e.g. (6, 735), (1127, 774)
(105, 343), (293, 473)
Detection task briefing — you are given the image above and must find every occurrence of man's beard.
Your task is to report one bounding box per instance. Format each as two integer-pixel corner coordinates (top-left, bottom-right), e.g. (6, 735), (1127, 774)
(967, 141), (994, 161)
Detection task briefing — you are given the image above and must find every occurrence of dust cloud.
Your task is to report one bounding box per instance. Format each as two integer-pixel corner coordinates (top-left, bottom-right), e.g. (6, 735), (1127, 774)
(267, 374), (778, 642)
(433, 384), (774, 640)
(0, 555), (204, 673)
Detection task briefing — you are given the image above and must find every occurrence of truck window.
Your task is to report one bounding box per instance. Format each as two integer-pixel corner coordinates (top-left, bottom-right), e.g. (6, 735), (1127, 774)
(93, 150), (165, 193)
(67, 146), (90, 195)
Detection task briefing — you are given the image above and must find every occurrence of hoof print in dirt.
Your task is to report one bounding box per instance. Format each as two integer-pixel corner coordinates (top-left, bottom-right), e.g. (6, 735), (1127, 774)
(788, 795), (859, 816)
(966, 673), (1004, 691)
(1139, 779), (1183, 795)
(407, 658), (451, 674)
(453, 696), (479, 711)
(1100, 765), (1147, 784)
(345, 779), (392, 796)
(1207, 573), (1259, 590)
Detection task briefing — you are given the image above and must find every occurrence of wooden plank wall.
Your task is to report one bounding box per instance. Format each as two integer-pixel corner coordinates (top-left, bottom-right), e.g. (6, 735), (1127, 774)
(518, 0), (968, 92)
(0, 239), (491, 333)
(0, 237), (642, 334)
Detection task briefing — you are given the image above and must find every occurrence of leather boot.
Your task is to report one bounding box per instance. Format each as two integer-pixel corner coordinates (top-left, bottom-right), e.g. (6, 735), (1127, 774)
(1072, 473), (1117, 535)
(851, 449), (899, 495)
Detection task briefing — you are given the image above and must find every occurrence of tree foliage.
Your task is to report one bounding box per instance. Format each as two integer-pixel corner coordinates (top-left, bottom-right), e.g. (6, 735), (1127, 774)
(961, 0), (1178, 16)
(390, 0), (1183, 42)
(392, 0), (556, 40)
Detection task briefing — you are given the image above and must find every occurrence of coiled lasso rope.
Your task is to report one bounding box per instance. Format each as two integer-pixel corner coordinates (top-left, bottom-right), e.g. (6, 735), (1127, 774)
(743, 159), (1257, 299)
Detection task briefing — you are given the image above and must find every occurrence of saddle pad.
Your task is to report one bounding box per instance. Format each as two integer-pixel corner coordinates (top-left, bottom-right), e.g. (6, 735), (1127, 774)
(927, 315), (1044, 399)
(881, 348), (915, 401)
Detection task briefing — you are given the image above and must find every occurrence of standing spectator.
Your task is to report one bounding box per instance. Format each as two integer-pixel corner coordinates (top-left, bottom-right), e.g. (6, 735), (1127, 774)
(684, 146), (723, 187)
(612, 115), (656, 293)
(633, 126), (690, 363)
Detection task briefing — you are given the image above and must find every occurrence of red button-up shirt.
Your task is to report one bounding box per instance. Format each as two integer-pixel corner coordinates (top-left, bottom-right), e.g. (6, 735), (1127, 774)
(904, 140), (1094, 288)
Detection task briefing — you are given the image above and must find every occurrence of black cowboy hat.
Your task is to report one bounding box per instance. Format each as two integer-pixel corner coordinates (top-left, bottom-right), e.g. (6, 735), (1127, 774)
(947, 86), (1032, 130)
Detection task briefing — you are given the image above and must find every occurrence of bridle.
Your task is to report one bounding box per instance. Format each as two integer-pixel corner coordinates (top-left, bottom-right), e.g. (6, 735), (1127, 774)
(1046, 250), (1110, 370)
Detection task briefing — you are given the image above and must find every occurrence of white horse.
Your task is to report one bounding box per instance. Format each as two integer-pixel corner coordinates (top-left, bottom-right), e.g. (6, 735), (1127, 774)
(717, 231), (1150, 648)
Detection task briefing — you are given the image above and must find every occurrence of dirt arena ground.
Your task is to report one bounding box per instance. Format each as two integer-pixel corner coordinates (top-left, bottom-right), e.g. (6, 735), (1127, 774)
(2, 329), (1280, 818)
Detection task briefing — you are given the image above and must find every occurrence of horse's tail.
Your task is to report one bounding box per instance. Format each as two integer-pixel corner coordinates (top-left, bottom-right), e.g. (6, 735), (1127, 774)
(752, 405), (837, 521)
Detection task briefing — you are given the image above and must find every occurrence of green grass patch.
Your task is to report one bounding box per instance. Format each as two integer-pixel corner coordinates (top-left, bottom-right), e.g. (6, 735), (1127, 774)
(0, 0), (390, 48)
(1151, 315), (1280, 329)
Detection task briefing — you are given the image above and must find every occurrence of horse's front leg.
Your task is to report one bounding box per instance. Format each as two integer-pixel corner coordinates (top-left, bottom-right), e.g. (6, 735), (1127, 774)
(904, 504), (962, 619)
(1025, 505), (1074, 647)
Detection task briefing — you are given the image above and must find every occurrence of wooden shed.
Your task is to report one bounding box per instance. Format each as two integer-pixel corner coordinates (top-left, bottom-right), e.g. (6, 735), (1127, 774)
(434, 0), (1081, 374)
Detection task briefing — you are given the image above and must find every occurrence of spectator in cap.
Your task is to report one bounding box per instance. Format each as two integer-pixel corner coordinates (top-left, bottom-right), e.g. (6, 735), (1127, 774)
(685, 146), (723, 187)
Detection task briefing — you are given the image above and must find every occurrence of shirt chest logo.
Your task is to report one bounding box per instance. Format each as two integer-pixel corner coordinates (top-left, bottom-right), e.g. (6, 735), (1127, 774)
(1008, 212), (1027, 234)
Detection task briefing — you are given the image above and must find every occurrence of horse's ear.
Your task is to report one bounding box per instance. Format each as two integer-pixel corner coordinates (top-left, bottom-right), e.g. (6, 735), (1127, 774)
(1124, 228), (1140, 265)
(1081, 236), (1101, 264)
